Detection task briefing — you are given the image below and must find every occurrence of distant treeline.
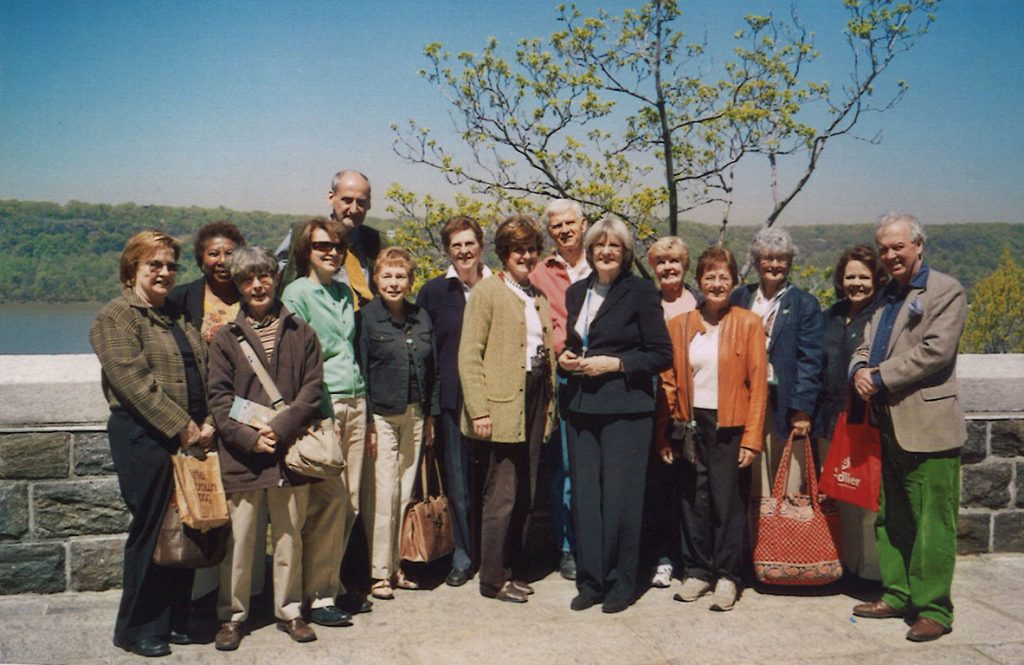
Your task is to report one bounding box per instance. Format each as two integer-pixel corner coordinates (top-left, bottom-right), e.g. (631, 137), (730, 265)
(1, 199), (1020, 304)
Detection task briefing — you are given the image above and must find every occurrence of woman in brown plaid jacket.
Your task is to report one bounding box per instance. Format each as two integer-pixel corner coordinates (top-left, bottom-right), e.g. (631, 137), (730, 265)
(90, 229), (214, 658)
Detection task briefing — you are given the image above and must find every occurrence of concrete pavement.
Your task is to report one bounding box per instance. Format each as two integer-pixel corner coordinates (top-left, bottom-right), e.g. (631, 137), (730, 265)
(1, 553), (1022, 665)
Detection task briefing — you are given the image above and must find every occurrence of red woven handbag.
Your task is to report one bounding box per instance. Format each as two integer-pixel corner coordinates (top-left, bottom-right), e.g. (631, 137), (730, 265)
(753, 433), (842, 586)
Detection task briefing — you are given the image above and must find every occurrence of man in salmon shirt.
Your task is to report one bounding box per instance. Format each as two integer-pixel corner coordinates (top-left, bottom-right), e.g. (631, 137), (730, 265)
(529, 199), (591, 581)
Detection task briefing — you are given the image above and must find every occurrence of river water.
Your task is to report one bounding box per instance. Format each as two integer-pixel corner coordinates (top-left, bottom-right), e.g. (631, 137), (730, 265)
(0, 303), (104, 354)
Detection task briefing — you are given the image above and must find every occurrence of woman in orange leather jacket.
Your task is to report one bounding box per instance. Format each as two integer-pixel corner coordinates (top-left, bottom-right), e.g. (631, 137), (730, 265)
(656, 245), (767, 612)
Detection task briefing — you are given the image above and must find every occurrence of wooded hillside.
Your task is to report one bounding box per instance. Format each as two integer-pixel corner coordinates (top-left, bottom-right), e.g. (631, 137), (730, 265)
(1, 199), (1019, 303)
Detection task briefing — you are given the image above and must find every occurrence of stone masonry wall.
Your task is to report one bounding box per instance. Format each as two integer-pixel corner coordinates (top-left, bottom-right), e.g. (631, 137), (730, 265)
(0, 430), (127, 594)
(958, 418), (1024, 554)
(0, 353), (1021, 594)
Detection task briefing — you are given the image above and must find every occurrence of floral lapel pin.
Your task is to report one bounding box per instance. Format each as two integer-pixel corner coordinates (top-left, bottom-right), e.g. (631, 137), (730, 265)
(908, 297), (924, 320)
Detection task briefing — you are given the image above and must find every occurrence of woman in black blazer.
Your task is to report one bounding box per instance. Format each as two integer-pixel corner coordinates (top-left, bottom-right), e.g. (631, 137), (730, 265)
(558, 216), (673, 613)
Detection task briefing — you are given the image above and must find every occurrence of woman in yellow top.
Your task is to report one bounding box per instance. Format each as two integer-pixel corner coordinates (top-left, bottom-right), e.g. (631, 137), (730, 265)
(168, 221), (246, 344)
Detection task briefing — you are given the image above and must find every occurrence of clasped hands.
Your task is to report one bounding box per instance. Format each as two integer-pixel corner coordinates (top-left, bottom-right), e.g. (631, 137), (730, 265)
(178, 420), (216, 450)
(557, 350), (622, 377)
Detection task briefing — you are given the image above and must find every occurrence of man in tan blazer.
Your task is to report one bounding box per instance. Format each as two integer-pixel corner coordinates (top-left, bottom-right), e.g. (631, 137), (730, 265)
(849, 212), (966, 642)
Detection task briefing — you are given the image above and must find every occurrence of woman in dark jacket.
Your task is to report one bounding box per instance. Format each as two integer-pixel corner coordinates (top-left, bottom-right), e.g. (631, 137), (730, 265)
(559, 216), (673, 614)
(359, 247), (440, 599)
(415, 215), (491, 586)
(90, 229), (214, 657)
(168, 221), (245, 343)
(815, 245), (886, 582)
(207, 247), (325, 649)
(730, 227), (824, 495)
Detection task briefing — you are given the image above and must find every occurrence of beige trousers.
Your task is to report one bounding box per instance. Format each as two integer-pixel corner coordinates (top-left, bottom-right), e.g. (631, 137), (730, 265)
(817, 436), (881, 580)
(302, 396), (367, 609)
(369, 403), (424, 580)
(753, 404), (822, 497)
(218, 484), (309, 622)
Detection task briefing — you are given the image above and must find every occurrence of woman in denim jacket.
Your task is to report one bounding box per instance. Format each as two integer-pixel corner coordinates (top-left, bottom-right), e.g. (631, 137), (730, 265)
(358, 247), (440, 599)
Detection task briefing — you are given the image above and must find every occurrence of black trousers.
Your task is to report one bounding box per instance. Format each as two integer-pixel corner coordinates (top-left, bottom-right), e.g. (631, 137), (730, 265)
(567, 412), (651, 604)
(641, 442), (681, 572)
(678, 408), (751, 584)
(107, 410), (194, 646)
(478, 371), (546, 591)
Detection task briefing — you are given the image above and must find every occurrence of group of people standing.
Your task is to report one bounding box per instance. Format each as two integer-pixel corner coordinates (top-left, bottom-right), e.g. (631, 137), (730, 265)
(91, 167), (967, 657)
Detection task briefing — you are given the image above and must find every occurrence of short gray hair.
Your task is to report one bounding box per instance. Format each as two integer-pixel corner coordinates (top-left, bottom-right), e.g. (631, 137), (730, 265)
(543, 199), (584, 225)
(584, 216), (634, 270)
(749, 226), (798, 265)
(229, 246), (279, 284)
(877, 211), (926, 244)
(330, 169), (371, 193)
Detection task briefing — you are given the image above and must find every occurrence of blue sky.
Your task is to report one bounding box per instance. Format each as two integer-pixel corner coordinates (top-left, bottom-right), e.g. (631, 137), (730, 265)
(1, 0), (1022, 226)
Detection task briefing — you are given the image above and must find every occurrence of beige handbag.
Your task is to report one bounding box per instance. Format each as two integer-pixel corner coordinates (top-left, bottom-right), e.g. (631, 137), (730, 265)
(236, 333), (345, 478)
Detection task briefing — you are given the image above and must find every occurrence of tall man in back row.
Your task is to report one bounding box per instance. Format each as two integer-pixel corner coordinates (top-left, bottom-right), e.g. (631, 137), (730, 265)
(276, 170), (380, 308)
(849, 212), (966, 643)
(529, 199), (591, 580)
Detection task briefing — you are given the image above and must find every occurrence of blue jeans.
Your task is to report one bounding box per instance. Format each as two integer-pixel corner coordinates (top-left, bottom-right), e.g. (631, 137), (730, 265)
(441, 408), (473, 571)
(542, 418), (575, 554)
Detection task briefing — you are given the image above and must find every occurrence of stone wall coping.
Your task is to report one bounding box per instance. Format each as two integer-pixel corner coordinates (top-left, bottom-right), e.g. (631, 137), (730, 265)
(0, 353), (1021, 428)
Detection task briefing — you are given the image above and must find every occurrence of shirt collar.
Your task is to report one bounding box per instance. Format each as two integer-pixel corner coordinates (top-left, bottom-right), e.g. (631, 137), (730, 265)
(883, 261), (930, 300)
(754, 282), (790, 306)
(446, 263), (492, 286)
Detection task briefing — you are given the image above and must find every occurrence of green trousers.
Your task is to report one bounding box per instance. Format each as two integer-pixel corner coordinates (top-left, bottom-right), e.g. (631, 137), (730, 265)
(875, 418), (961, 627)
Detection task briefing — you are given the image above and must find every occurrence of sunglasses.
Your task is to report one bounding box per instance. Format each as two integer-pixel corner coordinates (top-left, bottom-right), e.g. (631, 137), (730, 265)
(144, 260), (180, 273)
(311, 241), (345, 254)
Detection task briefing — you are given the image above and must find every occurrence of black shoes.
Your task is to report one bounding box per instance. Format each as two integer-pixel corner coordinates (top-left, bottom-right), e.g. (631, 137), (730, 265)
(446, 567), (470, 587)
(117, 637), (170, 658)
(570, 594), (599, 611)
(601, 598), (630, 614)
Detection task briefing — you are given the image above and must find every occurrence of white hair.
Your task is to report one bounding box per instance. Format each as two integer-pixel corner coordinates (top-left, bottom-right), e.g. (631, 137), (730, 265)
(542, 198), (584, 225)
(877, 211), (926, 244)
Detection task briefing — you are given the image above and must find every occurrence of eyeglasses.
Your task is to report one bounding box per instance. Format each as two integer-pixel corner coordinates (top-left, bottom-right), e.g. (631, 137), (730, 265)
(239, 273), (274, 286)
(144, 260), (179, 273)
(311, 241), (345, 254)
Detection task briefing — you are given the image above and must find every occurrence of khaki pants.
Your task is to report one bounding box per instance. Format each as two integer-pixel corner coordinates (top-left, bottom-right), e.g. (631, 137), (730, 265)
(753, 404), (823, 497)
(302, 395), (367, 609)
(218, 485), (309, 622)
(817, 436), (880, 580)
(369, 403), (424, 580)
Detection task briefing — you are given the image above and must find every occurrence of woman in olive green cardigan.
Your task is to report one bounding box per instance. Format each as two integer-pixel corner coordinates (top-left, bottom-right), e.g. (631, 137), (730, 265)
(458, 215), (557, 603)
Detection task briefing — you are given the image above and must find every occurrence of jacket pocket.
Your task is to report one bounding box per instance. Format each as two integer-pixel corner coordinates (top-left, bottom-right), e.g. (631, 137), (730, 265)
(921, 384), (957, 401)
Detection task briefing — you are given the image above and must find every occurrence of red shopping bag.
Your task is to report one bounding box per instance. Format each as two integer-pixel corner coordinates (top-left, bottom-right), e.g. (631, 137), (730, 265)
(819, 410), (881, 512)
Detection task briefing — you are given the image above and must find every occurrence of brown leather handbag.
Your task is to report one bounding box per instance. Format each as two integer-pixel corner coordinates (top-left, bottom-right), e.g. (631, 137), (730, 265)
(399, 446), (454, 563)
(152, 497), (229, 569)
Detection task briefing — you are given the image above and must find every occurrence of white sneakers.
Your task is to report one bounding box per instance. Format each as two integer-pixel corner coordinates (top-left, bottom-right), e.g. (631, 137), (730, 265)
(673, 577), (737, 610)
(709, 578), (737, 612)
(673, 577), (712, 602)
(651, 563), (673, 588)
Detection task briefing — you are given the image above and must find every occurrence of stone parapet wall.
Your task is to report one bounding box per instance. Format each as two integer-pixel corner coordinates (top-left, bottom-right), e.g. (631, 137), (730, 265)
(0, 353), (1021, 595)
(958, 418), (1024, 554)
(0, 430), (127, 594)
